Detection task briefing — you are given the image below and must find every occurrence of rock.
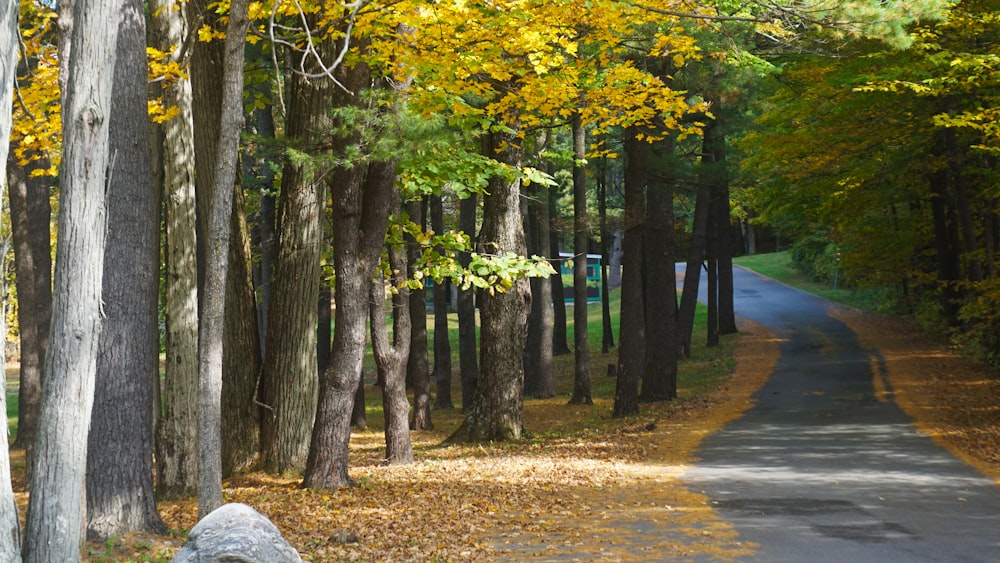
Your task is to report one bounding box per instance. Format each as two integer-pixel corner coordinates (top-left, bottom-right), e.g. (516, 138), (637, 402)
(172, 503), (302, 563)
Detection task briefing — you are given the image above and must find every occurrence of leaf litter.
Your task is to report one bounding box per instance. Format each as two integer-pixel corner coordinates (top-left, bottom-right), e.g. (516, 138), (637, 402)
(10, 310), (999, 561)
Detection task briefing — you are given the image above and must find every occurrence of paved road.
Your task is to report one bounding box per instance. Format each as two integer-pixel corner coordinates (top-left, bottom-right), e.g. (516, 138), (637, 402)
(685, 266), (1000, 561)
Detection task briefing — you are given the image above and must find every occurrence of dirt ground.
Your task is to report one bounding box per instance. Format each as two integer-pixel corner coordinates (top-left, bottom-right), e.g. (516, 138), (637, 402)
(8, 307), (1000, 561)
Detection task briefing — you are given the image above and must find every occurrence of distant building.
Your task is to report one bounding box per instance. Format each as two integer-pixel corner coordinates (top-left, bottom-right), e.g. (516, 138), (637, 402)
(559, 252), (601, 303)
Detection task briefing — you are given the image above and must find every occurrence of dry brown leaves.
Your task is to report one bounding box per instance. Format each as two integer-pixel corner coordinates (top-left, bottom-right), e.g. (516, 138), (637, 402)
(35, 306), (1000, 561)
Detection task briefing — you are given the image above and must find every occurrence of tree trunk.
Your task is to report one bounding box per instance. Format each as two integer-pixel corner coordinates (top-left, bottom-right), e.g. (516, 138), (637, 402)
(598, 158), (615, 353)
(305, 153), (397, 489)
(86, 0), (166, 537)
(706, 193), (720, 348)
(457, 195), (480, 410)
(706, 111), (736, 336)
(196, 0), (250, 518)
(462, 131), (530, 440)
(0, 0), (22, 557)
(222, 184), (262, 476)
(260, 35), (340, 474)
(8, 158), (52, 468)
(523, 180), (555, 399)
(23, 0), (119, 554)
(151, 0), (200, 500)
(371, 216), (415, 465)
(431, 195), (454, 409)
(677, 172), (712, 358)
(639, 139), (677, 402)
(570, 115), (592, 405)
(549, 189), (572, 356)
(407, 198), (433, 430)
(614, 132), (645, 419)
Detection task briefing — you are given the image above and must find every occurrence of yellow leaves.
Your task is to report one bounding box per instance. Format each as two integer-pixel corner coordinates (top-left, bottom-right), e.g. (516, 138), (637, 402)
(198, 24), (226, 42)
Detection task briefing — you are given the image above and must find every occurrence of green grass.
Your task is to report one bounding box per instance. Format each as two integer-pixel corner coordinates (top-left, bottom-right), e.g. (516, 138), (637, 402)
(735, 250), (894, 313)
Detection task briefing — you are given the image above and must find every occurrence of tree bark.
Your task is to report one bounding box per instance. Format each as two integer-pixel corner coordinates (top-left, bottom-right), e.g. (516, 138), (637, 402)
(407, 198), (433, 430)
(598, 158), (615, 353)
(677, 166), (713, 358)
(523, 179), (554, 399)
(8, 158), (52, 468)
(431, 195), (454, 409)
(0, 0), (22, 557)
(457, 195), (480, 410)
(23, 0), (119, 554)
(549, 188), (572, 356)
(370, 214), (415, 465)
(304, 153), (397, 489)
(86, 0), (166, 537)
(151, 0), (200, 499)
(260, 35), (339, 474)
(639, 139), (678, 402)
(706, 111), (736, 336)
(569, 114), (592, 405)
(462, 131), (530, 440)
(196, 0), (250, 518)
(614, 132), (646, 419)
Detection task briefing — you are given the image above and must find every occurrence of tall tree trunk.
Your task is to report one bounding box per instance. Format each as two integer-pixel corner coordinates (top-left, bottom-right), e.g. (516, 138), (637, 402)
(677, 160), (713, 357)
(706, 189), (720, 348)
(549, 189), (571, 356)
(371, 213), (415, 465)
(304, 152), (397, 489)
(8, 158), (52, 469)
(23, 0), (119, 554)
(705, 111), (736, 336)
(196, 0), (250, 518)
(0, 0), (22, 557)
(86, 0), (166, 537)
(523, 181), (555, 399)
(569, 114), (592, 405)
(457, 195), (479, 410)
(462, 131), (530, 440)
(260, 35), (339, 474)
(407, 198), (433, 429)
(152, 0), (199, 498)
(222, 184), (262, 475)
(431, 195), (454, 409)
(639, 139), (677, 402)
(614, 132), (646, 419)
(598, 158), (614, 353)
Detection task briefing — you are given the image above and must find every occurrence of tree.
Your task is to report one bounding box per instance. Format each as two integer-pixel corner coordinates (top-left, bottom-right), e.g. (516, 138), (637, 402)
(151, 0), (200, 499)
(569, 114), (593, 405)
(196, 0), (251, 517)
(456, 194), (480, 409)
(86, 0), (166, 537)
(431, 195), (455, 409)
(22, 0), (119, 554)
(260, 29), (337, 475)
(371, 193), (415, 464)
(0, 0), (21, 557)
(406, 197), (433, 430)
(613, 131), (646, 418)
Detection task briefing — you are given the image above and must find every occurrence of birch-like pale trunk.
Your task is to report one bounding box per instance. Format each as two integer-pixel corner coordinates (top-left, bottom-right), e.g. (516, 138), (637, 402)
(23, 0), (119, 555)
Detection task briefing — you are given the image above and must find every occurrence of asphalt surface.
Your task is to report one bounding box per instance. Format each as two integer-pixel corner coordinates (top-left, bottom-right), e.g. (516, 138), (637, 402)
(685, 265), (1000, 561)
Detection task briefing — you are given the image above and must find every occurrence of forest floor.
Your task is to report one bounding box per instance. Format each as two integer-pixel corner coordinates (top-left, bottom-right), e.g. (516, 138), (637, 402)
(7, 306), (1000, 562)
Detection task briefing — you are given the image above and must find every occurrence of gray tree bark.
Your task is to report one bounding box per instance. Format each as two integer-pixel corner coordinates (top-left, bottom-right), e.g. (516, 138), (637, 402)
(370, 198), (415, 464)
(151, 0), (199, 499)
(86, 0), (166, 537)
(197, 0), (251, 518)
(0, 0), (22, 558)
(461, 130), (530, 440)
(260, 33), (337, 474)
(431, 195), (454, 409)
(23, 0), (119, 555)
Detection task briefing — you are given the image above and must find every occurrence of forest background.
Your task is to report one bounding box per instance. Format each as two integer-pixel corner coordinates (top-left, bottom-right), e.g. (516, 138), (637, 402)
(0, 0), (997, 560)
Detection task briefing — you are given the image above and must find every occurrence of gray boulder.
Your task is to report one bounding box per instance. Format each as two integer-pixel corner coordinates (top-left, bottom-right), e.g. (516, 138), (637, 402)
(173, 503), (302, 563)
